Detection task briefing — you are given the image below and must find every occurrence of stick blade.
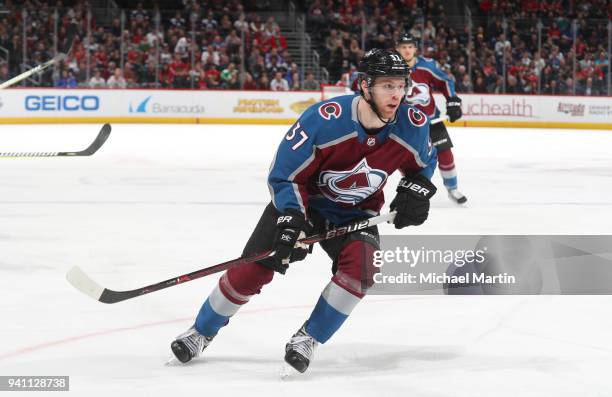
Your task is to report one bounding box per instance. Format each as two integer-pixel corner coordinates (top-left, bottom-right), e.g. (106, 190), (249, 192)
(61, 123), (111, 156)
(66, 266), (105, 302)
(60, 23), (78, 55)
(81, 123), (111, 155)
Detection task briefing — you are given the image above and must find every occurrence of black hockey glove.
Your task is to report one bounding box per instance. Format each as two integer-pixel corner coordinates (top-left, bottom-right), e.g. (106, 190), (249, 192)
(390, 175), (437, 229)
(269, 209), (312, 274)
(446, 96), (462, 122)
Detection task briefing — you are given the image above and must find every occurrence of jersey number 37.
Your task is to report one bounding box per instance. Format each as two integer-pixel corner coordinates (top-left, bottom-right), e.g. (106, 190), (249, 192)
(286, 122), (309, 150)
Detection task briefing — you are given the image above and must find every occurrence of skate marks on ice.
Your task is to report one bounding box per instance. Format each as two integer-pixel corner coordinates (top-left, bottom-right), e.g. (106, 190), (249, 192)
(277, 342), (569, 383)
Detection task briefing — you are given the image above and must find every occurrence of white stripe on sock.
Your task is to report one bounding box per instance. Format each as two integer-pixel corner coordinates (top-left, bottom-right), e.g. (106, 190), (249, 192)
(440, 169), (457, 179)
(208, 284), (243, 317)
(321, 280), (362, 316)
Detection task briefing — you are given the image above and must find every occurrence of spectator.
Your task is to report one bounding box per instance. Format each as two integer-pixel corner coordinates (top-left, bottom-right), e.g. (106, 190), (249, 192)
(175, 36), (189, 57)
(0, 64), (9, 83)
(170, 53), (189, 88)
(302, 71), (320, 90)
(270, 71), (289, 91)
(131, 2), (150, 26)
(56, 70), (77, 88)
(202, 10), (218, 32)
(220, 63), (238, 87)
(107, 68), (127, 89)
(577, 77), (599, 96)
(266, 26), (287, 51)
(226, 73), (241, 90)
(89, 69), (106, 88)
(170, 11), (185, 29)
(159, 64), (174, 88)
(204, 63), (221, 89)
(456, 73), (473, 93)
(258, 73), (270, 90)
(290, 71), (301, 90)
(201, 45), (220, 66)
(140, 62), (159, 88)
(594, 51), (609, 76)
(242, 73), (258, 90)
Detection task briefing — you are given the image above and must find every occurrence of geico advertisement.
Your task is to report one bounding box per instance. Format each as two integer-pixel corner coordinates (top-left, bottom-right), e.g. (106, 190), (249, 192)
(0, 90), (208, 117)
(0, 91), (104, 115)
(24, 94), (100, 112)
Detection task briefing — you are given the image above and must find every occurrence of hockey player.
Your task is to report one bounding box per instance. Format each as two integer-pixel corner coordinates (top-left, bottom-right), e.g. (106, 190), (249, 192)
(170, 49), (437, 374)
(395, 33), (468, 204)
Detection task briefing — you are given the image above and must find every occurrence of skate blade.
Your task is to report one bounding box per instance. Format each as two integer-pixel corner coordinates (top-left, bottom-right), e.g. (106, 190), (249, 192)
(164, 356), (182, 366)
(280, 362), (300, 380)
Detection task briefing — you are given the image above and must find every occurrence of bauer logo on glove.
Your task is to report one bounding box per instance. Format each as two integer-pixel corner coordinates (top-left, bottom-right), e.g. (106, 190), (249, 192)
(390, 174), (437, 229)
(397, 179), (433, 197)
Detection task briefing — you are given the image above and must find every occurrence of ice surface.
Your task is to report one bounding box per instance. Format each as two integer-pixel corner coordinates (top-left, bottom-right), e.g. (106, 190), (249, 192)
(0, 124), (611, 396)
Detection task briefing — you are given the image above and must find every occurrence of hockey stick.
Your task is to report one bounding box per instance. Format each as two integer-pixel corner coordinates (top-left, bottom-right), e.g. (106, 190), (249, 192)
(0, 123), (111, 157)
(0, 23), (77, 90)
(66, 211), (398, 304)
(430, 115), (447, 124)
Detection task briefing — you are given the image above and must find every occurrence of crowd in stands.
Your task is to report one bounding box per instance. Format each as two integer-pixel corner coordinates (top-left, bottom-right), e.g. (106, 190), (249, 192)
(0, 0), (316, 91)
(307, 0), (609, 95)
(0, 0), (609, 96)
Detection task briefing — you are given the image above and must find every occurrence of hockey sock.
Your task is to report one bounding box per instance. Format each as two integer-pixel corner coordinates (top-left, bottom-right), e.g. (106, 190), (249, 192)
(437, 148), (458, 190)
(305, 279), (362, 343)
(195, 274), (250, 337)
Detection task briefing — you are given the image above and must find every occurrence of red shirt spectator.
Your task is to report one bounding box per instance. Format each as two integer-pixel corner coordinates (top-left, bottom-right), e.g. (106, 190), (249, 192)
(522, 0), (538, 13)
(205, 66), (221, 85)
(266, 28), (287, 51)
(243, 74), (258, 90)
(548, 24), (561, 40)
(159, 65), (175, 87)
(170, 55), (189, 77)
(127, 48), (141, 64)
(480, 0), (492, 12)
(132, 28), (144, 45)
(253, 34), (270, 53)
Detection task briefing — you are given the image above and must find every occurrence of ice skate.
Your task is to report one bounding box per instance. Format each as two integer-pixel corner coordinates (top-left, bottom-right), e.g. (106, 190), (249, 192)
(448, 188), (468, 204)
(170, 326), (215, 363)
(283, 323), (319, 375)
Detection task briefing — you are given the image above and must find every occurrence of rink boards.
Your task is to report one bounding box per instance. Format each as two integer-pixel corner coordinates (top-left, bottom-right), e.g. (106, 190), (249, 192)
(0, 89), (610, 129)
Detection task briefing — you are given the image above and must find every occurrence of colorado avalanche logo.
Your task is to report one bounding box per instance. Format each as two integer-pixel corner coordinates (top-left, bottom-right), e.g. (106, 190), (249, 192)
(408, 107), (427, 127)
(317, 159), (388, 205)
(405, 82), (431, 106)
(319, 102), (342, 120)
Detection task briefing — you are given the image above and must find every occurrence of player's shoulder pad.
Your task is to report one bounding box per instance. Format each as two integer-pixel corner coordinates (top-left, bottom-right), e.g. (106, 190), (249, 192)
(297, 94), (358, 145)
(392, 103), (431, 148)
(416, 56), (438, 70)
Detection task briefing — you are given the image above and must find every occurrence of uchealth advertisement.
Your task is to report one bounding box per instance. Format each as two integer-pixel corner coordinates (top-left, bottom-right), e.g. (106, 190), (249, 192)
(0, 89), (609, 128)
(433, 93), (611, 126)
